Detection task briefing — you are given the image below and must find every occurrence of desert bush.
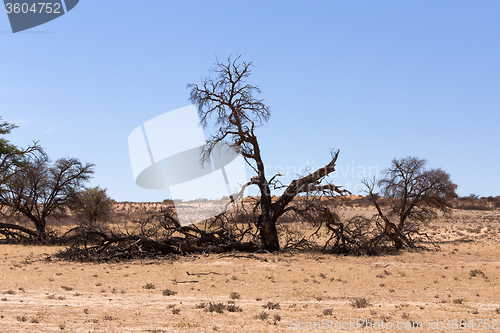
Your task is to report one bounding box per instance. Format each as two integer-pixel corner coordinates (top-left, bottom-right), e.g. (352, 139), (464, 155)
(226, 304), (243, 312)
(470, 269), (486, 278)
(16, 315), (27, 322)
(230, 292), (240, 299)
(263, 301), (280, 310)
(351, 298), (370, 308)
(255, 312), (269, 321)
(205, 302), (226, 314)
(195, 302), (206, 309)
(323, 308), (333, 316)
(162, 289), (177, 296)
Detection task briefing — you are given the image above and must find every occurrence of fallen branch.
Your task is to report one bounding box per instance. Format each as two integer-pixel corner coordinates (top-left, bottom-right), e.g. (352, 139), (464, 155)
(186, 271), (223, 276)
(217, 253), (268, 261)
(171, 279), (198, 284)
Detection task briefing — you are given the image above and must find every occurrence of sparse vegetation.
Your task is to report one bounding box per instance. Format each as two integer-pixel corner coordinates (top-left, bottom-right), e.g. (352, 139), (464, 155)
(162, 289), (177, 296)
(16, 315), (28, 322)
(205, 302), (226, 314)
(323, 308), (333, 316)
(195, 302), (206, 309)
(352, 298), (370, 308)
(255, 311), (269, 321)
(226, 304), (243, 312)
(470, 269), (486, 278)
(262, 301), (280, 310)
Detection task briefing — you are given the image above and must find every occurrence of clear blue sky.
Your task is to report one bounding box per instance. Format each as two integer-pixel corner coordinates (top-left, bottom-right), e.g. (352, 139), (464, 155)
(2, 1), (499, 202)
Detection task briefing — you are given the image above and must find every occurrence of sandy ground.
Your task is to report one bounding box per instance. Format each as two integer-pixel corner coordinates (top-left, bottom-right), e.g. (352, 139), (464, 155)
(0, 208), (499, 333)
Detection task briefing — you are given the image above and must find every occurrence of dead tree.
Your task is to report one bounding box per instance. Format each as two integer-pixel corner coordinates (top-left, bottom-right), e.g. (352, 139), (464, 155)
(188, 55), (348, 252)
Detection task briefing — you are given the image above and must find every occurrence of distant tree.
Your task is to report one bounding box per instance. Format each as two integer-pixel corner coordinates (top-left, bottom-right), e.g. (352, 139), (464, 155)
(0, 153), (94, 240)
(69, 186), (113, 227)
(363, 156), (457, 249)
(188, 56), (348, 252)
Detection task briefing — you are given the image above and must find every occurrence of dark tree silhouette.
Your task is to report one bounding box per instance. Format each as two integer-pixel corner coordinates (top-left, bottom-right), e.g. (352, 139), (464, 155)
(188, 56), (348, 252)
(0, 153), (94, 241)
(378, 157), (457, 230)
(363, 156), (457, 249)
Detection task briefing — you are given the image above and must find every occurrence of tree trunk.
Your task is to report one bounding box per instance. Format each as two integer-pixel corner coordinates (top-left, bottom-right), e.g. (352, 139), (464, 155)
(34, 219), (47, 241)
(258, 215), (280, 252)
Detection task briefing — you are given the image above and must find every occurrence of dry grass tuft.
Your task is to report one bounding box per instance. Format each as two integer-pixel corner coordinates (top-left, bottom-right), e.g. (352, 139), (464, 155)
(205, 302), (226, 314)
(255, 311), (269, 321)
(162, 289), (177, 296)
(470, 269), (486, 278)
(323, 308), (333, 316)
(226, 304), (243, 312)
(352, 298), (370, 308)
(262, 301), (280, 310)
(16, 315), (28, 322)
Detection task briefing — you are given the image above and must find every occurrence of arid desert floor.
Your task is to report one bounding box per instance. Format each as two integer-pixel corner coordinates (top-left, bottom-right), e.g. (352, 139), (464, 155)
(0, 207), (499, 333)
